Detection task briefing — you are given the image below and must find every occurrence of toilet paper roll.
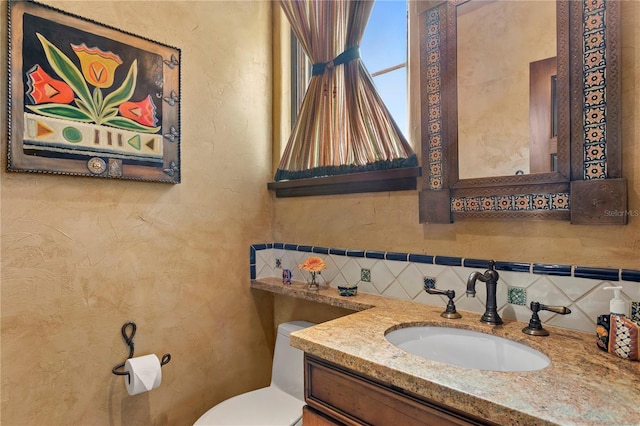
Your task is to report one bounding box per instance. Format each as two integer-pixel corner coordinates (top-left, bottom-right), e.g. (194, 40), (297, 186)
(124, 354), (162, 395)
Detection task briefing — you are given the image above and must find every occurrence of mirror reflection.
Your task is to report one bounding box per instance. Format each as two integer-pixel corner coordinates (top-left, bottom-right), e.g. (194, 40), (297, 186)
(457, 0), (557, 179)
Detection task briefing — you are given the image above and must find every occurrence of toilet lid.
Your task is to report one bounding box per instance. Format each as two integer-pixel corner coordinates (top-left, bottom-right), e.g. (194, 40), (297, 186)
(193, 386), (304, 426)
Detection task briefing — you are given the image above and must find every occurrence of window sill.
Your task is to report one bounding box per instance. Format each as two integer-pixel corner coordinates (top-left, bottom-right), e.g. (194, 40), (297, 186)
(267, 167), (421, 197)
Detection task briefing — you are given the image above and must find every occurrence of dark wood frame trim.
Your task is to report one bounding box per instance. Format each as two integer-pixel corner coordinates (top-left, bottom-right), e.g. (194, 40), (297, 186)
(267, 167), (421, 198)
(418, 0), (625, 224)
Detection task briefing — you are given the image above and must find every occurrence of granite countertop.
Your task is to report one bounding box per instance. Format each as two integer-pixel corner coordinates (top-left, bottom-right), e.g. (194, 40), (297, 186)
(252, 278), (640, 426)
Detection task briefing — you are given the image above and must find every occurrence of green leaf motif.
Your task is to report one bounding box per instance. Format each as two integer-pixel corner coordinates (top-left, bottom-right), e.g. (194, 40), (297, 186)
(103, 116), (160, 134)
(93, 88), (104, 114)
(27, 104), (93, 122)
(75, 98), (93, 117)
(35, 33), (96, 120)
(101, 108), (119, 120)
(102, 60), (138, 114)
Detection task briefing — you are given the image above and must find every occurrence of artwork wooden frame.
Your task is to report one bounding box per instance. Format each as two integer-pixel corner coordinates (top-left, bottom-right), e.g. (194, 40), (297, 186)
(7, 0), (181, 183)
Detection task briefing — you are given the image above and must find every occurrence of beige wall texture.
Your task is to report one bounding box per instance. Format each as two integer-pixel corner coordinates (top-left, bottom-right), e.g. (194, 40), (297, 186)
(273, 0), (639, 271)
(1, 1), (639, 425)
(1, 1), (280, 425)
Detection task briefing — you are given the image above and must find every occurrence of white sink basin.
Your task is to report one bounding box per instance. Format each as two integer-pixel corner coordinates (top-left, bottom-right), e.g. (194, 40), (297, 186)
(385, 326), (550, 372)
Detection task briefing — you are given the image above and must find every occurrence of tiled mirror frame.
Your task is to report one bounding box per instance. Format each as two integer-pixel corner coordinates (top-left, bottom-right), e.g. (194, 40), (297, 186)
(417, 0), (627, 224)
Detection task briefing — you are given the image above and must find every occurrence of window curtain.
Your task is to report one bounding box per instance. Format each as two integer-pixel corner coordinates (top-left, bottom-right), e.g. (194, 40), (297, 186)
(275, 0), (417, 181)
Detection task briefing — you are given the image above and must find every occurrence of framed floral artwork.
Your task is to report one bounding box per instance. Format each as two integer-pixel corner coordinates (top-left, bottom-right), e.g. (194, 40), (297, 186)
(7, 1), (181, 183)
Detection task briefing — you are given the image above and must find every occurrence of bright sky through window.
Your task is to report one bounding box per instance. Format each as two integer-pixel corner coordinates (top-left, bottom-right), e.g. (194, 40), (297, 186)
(360, 0), (408, 138)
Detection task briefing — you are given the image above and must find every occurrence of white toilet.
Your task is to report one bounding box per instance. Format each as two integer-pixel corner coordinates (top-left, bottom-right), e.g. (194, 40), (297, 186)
(194, 321), (315, 426)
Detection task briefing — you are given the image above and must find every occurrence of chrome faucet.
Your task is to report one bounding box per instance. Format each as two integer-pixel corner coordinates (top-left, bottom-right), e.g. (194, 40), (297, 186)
(466, 260), (503, 325)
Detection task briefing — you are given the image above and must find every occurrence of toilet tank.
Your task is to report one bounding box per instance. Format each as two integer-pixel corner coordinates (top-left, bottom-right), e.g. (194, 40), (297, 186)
(271, 321), (315, 400)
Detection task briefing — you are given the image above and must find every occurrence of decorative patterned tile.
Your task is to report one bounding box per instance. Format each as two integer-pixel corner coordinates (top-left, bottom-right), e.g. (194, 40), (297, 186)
(361, 268), (371, 282)
(508, 287), (527, 306)
(426, 8), (442, 191)
(631, 301), (640, 322)
(631, 302), (640, 323)
(452, 194), (569, 213)
(424, 277), (436, 290)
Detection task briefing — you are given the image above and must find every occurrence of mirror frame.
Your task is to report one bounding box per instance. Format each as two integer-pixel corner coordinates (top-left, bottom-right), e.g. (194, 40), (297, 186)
(417, 0), (627, 224)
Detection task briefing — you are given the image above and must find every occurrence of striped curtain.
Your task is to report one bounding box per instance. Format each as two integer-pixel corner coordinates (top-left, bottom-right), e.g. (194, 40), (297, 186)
(275, 0), (416, 181)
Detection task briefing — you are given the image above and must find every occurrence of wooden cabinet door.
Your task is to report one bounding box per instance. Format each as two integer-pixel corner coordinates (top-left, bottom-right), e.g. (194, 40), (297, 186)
(304, 355), (492, 426)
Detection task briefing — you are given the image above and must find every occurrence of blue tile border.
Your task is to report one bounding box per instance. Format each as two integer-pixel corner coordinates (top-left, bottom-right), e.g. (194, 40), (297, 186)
(253, 243), (640, 283)
(409, 254), (434, 264)
(622, 270), (640, 283)
(435, 256), (462, 266)
(574, 266), (619, 281)
(532, 263), (572, 276)
(366, 250), (385, 259)
(463, 258), (489, 269)
(495, 261), (531, 273)
(386, 252), (408, 261)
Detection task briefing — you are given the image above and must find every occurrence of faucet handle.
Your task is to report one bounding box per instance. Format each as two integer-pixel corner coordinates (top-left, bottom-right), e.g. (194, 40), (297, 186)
(522, 301), (572, 336)
(424, 287), (462, 319)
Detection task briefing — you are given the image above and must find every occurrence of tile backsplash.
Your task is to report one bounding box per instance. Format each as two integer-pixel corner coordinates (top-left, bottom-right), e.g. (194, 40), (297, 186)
(250, 243), (640, 334)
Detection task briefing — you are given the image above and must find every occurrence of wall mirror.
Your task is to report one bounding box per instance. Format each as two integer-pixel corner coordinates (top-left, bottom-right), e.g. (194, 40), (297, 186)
(417, 0), (627, 224)
(457, 0), (557, 179)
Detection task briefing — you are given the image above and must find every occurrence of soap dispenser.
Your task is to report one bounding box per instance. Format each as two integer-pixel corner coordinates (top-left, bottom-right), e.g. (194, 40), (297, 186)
(604, 286), (628, 317)
(596, 286), (639, 361)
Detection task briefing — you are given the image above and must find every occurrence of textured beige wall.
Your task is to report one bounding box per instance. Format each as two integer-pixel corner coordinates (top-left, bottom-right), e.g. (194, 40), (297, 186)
(272, 0), (639, 271)
(1, 1), (275, 425)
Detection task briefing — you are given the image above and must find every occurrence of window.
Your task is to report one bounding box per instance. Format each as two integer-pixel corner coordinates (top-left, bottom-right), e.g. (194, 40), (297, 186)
(291, 1), (408, 137)
(271, 0), (417, 197)
(361, 1), (408, 137)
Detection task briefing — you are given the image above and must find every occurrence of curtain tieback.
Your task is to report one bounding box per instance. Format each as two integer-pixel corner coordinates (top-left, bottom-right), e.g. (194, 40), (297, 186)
(311, 46), (360, 76)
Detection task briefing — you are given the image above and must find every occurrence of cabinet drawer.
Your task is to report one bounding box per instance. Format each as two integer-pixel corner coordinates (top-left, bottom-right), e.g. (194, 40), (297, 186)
(304, 355), (492, 426)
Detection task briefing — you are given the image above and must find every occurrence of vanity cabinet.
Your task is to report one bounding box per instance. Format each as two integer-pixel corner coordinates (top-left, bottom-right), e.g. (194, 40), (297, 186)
(303, 355), (496, 426)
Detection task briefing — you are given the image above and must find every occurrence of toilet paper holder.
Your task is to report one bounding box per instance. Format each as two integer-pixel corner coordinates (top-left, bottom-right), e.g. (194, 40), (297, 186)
(112, 321), (171, 384)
